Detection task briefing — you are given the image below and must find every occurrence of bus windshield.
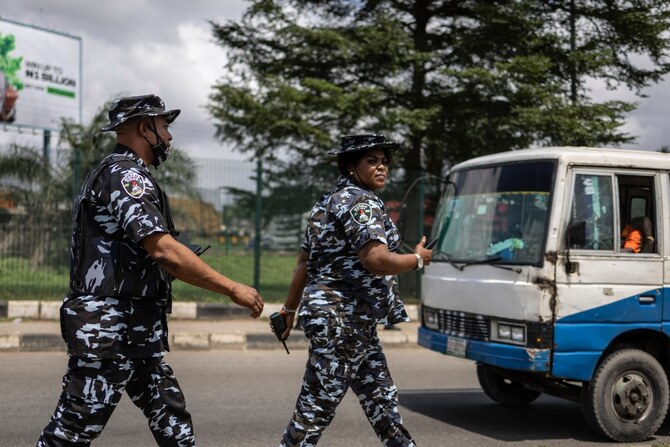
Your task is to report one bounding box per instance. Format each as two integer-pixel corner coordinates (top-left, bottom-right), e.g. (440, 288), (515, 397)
(432, 160), (555, 266)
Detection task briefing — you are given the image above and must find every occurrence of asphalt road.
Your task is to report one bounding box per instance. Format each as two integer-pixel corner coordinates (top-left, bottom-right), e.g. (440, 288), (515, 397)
(2, 348), (669, 447)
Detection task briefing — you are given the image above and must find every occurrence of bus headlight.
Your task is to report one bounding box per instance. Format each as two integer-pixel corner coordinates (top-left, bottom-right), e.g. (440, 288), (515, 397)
(423, 308), (440, 330)
(511, 326), (525, 342)
(492, 321), (526, 345)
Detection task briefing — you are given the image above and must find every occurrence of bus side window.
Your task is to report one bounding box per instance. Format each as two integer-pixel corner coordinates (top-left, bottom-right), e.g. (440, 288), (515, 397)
(617, 175), (656, 254)
(570, 174), (614, 250)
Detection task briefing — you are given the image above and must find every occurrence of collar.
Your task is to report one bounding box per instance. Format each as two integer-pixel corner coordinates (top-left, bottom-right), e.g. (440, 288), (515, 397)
(113, 144), (148, 169)
(336, 175), (374, 192)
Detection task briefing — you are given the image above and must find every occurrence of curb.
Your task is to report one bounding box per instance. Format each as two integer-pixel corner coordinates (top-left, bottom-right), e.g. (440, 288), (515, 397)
(0, 327), (419, 353)
(0, 301), (418, 321)
(0, 301), (420, 353)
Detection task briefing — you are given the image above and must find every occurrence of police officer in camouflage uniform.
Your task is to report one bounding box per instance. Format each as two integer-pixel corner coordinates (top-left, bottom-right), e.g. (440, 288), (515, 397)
(37, 94), (264, 447)
(274, 134), (433, 447)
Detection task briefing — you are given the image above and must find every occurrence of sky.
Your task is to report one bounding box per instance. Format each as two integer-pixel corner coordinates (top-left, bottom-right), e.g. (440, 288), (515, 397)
(1, 0), (669, 162)
(0, 0), (248, 160)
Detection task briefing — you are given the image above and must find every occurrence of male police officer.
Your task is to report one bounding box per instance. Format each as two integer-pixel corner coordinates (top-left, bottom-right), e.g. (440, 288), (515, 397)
(37, 94), (264, 447)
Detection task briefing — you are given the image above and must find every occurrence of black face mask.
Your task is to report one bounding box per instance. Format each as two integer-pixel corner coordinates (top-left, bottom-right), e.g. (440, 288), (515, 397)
(150, 139), (170, 168)
(143, 118), (170, 168)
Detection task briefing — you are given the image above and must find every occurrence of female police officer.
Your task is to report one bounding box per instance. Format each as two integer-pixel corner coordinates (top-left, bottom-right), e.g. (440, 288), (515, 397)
(275, 134), (432, 446)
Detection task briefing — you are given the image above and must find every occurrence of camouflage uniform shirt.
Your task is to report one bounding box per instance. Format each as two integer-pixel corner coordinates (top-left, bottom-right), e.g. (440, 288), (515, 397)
(61, 145), (174, 359)
(299, 175), (409, 326)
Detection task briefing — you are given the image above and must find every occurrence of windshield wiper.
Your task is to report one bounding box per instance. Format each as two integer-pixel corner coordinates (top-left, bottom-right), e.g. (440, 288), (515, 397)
(433, 254), (522, 273)
(432, 252), (465, 271)
(486, 263), (522, 273)
(433, 253), (503, 270)
(459, 255), (503, 267)
(460, 256), (524, 273)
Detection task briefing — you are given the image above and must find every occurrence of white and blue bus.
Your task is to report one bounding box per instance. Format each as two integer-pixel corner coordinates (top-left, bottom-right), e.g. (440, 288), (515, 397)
(419, 146), (670, 442)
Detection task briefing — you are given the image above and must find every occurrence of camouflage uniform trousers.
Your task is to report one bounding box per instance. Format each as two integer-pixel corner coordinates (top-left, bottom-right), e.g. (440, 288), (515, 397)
(37, 355), (195, 447)
(280, 320), (415, 447)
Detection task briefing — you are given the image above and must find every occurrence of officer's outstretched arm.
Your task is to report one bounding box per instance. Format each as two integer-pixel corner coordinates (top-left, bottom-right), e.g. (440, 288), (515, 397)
(143, 232), (264, 318)
(358, 237), (432, 275)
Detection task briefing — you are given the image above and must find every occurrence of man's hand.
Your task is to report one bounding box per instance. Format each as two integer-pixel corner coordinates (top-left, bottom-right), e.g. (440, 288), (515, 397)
(229, 282), (264, 318)
(144, 233), (265, 318)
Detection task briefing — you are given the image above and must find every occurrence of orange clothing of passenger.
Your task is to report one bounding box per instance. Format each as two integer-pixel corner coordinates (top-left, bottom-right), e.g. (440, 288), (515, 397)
(622, 226), (642, 253)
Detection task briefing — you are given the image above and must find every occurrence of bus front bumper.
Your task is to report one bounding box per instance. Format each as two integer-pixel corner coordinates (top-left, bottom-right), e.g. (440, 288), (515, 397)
(418, 326), (551, 373)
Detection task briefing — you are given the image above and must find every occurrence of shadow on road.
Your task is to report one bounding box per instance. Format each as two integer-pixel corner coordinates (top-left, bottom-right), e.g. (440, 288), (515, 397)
(399, 388), (618, 444)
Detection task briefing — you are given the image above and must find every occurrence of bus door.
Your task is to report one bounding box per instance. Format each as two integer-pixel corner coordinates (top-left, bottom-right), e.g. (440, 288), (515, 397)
(552, 170), (662, 380)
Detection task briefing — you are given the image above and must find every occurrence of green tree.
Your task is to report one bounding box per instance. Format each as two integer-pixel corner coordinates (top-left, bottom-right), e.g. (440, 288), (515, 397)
(209, 0), (670, 194)
(208, 0), (670, 293)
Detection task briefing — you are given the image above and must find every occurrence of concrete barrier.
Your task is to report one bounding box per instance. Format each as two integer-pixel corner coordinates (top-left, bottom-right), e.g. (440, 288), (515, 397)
(210, 332), (246, 350)
(170, 302), (197, 319)
(0, 334), (20, 351)
(171, 332), (210, 350)
(40, 302), (61, 320)
(0, 300), (419, 322)
(8, 301), (40, 319)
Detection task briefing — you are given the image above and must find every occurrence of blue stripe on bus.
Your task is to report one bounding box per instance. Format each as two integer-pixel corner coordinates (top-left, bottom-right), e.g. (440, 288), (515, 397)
(552, 290), (664, 379)
(418, 327), (551, 372)
(553, 323), (663, 380)
(557, 289), (662, 324)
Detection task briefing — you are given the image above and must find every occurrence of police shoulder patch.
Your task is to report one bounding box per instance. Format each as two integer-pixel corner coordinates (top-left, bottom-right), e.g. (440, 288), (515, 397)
(121, 171), (146, 198)
(350, 203), (373, 225)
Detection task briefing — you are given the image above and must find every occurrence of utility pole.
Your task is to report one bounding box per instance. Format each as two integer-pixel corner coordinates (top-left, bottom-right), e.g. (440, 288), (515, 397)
(253, 158), (262, 290)
(43, 129), (51, 163)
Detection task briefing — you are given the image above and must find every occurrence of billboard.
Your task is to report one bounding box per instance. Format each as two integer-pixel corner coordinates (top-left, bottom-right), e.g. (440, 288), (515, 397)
(0, 18), (82, 130)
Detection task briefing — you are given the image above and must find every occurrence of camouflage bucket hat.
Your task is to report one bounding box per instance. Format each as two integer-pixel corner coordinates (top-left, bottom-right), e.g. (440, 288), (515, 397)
(100, 94), (180, 132)
(327, 134), (401, 156)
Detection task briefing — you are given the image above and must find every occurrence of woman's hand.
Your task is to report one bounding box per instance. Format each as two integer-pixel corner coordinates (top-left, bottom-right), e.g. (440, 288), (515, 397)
(414, 236), (433, 267)
(278, 309), (296, 339)
(276, 250), (308, 338)
(359, 236), (434, 275)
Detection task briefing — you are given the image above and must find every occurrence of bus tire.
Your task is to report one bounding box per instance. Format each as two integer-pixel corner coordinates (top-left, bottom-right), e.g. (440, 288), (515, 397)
(476, 363), (541, 406)
(581, 348), (669, 442)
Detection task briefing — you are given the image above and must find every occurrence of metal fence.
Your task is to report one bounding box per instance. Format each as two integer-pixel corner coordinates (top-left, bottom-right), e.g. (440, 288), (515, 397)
(0, 219), (71, 301)
(0, 156), (301, 302)
(0, 156), (424, 303)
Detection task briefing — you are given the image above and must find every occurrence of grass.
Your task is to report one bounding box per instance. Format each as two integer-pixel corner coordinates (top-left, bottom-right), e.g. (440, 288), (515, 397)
(0, 256), (70, 300)
(0, 244), (297, 302)
(172, 248), (296, 302)
(0, 240), (420, 303)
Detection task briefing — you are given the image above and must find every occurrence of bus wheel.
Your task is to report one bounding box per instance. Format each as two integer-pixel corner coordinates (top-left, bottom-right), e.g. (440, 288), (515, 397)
(581, 349), (669, 442)
(476, 363), (541, 406)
